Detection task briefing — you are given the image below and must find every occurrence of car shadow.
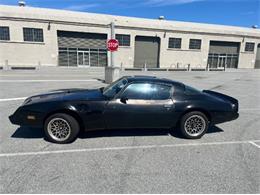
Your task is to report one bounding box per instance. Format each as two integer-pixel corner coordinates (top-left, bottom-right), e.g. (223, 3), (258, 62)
(11, 125), (224, 140)
(79, 128), (170, 139)
(94, 78), (106, 83)
(11, 126), (44, 139)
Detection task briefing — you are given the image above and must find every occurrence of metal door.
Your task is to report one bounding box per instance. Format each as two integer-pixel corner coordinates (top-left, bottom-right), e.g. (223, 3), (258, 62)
(218, 56), (226, 68)
(104, 99), (174, 129)
(104, 83), (174, 129)
(134, 36), (160, 68)
(255, 44), (260, 69)
(57, 31), (107, 67)
(208, 41), (240, 69)
(78, 51), (90, 67)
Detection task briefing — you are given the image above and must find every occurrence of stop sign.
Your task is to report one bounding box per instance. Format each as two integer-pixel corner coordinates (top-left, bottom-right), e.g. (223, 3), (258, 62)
(107, 39), (119, 52)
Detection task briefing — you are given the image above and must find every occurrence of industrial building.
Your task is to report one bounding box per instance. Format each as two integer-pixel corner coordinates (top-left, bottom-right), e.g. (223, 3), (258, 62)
(0, 5), (260, 70)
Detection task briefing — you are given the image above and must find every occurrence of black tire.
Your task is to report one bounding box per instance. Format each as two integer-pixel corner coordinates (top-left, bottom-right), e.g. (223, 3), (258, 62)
(44, 113), (80, 144)
(180, 111), (209, 139)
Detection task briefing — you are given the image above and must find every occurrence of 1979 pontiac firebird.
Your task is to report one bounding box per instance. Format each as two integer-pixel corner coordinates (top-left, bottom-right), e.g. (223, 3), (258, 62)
(9, 76), (239, 144)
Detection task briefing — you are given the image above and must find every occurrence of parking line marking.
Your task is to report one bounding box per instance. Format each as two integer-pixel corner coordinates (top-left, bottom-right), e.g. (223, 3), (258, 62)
(0, 79), (97, 83)
(0, 140), (259, 158)
(0, 97), (27, 102)
(240, 108), (260, 111)
(249, 141), (260, 149)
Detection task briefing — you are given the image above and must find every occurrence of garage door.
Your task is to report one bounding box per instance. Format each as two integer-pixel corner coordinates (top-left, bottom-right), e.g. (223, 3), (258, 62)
(208, 41), (240, 69)
(57, 31), (107, 67)
(134, 36), (160, 68)
(255, 44), (260, 69)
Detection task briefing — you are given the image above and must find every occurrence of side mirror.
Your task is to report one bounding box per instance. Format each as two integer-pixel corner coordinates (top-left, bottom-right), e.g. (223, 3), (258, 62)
(120, 97), (128, 104)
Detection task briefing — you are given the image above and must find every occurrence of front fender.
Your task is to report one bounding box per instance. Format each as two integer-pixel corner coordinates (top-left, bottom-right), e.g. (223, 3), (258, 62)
(9, 101), (77, 127)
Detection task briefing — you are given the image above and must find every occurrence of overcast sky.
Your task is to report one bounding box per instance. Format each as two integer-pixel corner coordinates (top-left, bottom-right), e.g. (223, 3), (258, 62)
(0, 0), (259, 27)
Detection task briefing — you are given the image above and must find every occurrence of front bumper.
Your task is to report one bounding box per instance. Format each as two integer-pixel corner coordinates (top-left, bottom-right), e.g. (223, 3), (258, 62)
(9, 114), (18, 125)
(230, 112), (239, 120)
(9, 109), (44, 127)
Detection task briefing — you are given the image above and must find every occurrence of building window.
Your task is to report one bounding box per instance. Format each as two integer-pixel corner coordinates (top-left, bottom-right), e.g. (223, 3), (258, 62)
(189, 39), (201, 50)
(168, 38), (182, 49)
(0, 26), (10, 41)
(23, 28), (44, 42)
(115, 34), (130, 46)
(245, 42), (255, 52)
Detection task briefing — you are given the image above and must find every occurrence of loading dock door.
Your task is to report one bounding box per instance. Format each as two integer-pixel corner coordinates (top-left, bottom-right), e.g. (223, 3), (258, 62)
(134, 36), (160, 68)
(57, 31), (107, 67)
(255, 44), (260, 69)
(208, 41), (240, 69)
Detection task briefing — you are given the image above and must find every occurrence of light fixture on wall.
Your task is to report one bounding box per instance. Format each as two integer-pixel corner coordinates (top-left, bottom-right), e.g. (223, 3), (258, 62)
(48, 22), (51, 31)
(158, 16), (165, 20)
(18, 1), (26, 7)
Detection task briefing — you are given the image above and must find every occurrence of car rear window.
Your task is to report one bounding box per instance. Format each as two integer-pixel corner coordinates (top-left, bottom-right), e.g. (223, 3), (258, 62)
(185, 85), (202, 95)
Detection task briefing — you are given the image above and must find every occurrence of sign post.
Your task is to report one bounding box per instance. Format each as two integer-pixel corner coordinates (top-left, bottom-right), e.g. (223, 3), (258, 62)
(105, 22), (120, 83)
(110, 22), (115, 67)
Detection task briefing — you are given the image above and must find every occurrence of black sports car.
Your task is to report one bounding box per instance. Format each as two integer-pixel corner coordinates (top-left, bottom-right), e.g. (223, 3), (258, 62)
(9, 76), (239, 144)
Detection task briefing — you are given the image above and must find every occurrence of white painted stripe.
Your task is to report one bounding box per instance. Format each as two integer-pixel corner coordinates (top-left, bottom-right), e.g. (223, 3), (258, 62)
(0, 79), (97, 83)
(240, 108), (260, 111)
(249, 141), (260, 149)
(0, 97), (27, 102)
(0, 140), (259, 158)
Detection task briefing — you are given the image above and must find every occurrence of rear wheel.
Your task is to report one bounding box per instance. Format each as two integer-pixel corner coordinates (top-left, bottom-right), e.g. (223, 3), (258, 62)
(180, 111), (209, 139)
(44, 113), (80, 144)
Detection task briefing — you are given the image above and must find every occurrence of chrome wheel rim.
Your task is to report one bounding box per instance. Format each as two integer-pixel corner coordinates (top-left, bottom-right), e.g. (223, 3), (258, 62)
(47, 118), (71, 141)
(184, 115), (206, 137)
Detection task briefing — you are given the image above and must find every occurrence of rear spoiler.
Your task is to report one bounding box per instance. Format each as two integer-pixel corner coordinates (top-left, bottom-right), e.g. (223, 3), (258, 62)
(203, 90), (238, 104)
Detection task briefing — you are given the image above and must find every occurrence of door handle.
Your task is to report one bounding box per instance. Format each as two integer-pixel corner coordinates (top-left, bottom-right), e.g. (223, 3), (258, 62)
(164, 105), (172, 108)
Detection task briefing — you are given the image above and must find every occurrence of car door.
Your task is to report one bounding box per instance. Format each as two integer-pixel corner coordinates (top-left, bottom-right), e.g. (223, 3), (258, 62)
(104, 82), (175, 129)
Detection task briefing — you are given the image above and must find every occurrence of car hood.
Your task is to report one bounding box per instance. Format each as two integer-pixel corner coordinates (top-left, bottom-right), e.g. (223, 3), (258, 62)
(23, 88), (105, 105)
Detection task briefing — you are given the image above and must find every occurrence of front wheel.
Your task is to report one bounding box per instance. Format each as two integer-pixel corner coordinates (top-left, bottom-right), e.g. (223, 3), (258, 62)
(44, 113), (80, 144)
(180, 111), (209, 139)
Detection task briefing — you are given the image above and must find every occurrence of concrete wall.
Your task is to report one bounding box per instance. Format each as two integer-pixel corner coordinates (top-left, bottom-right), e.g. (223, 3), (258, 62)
(0, 20), (57, 66)
(1, 10), (260, 69)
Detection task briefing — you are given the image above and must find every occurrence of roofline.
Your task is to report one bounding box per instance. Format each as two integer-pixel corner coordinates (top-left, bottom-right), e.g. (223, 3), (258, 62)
(1, 16), (260, 39)
(0, 5), (254, 29)
(1, 5), (260, 39)
(126, 76), (184, 86)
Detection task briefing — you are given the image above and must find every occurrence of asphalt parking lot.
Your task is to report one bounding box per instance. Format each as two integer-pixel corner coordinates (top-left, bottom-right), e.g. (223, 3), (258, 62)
(0, 67), (259, 193)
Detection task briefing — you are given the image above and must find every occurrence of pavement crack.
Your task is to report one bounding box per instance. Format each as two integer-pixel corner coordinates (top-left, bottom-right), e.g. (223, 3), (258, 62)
(48, 175), (61, 183)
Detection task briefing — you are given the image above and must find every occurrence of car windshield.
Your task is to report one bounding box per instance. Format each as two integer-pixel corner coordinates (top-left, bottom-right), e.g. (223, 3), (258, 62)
(103, 77), (128, 98)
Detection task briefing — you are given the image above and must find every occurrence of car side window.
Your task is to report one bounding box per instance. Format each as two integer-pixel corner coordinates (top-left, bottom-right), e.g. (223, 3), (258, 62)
(121, 83), (172, 100)
(153, 84), (172, 100)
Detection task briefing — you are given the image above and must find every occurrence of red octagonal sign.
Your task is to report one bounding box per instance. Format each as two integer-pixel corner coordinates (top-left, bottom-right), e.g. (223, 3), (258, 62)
(107, 39), (119, 52)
